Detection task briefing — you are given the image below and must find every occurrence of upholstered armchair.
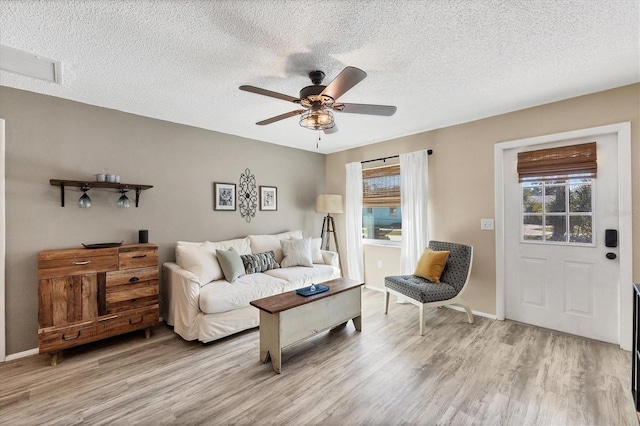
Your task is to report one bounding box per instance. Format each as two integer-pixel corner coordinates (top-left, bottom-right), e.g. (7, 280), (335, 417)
(384, 241), (473, 335)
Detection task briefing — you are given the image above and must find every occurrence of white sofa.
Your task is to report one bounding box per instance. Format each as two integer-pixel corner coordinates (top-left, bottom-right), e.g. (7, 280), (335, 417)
(163, 230), (340, 343)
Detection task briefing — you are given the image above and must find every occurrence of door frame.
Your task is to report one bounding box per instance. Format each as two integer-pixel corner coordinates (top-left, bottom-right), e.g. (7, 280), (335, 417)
(494, 122), (632, 350)
(1, 119), (5, 362)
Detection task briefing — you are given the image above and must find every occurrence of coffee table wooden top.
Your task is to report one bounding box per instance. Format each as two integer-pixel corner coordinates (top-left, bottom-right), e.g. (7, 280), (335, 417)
(250, 278), (363, 314)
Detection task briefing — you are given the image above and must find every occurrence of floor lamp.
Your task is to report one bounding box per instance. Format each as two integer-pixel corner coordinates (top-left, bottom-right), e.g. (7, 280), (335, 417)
(316, 194), (343, 274)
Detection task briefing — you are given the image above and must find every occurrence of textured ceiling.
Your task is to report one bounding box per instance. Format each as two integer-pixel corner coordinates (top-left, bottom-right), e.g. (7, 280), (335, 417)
(1, 0), (638, 154)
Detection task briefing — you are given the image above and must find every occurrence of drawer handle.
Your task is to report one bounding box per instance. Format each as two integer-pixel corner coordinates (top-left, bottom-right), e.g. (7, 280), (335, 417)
(62, 331), (81, 341)
(129, 277), (140, 283)
(73, 261), (91, 265)
(129, 317), (144, 325)
(132, 254), (147, 259)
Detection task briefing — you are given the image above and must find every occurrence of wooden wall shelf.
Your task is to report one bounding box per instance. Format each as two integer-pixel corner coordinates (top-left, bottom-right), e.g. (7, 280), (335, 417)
(50, 179), (153, 207)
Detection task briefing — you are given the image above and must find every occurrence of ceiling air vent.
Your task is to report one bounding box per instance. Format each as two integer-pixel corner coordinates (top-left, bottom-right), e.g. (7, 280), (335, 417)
(0, 44), (62, 84)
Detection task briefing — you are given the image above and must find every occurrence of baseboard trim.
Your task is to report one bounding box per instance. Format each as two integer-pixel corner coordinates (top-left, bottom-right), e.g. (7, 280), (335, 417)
(444, 304), (497, 320)
(364, 285), (384, 292)
(5, 347), (39, 362)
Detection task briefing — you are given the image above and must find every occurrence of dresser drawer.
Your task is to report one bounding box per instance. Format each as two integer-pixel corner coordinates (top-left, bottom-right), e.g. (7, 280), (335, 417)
(106, 267), (158, 288)
(38, 248), (118, 279)
(106, 281), (158, 313)
(106, 266), (158, 313)
(118, 245), (158, 270)
(103, 305), (159, 335)
(38, 305), (158, 354)
(38, 316), (113, 354)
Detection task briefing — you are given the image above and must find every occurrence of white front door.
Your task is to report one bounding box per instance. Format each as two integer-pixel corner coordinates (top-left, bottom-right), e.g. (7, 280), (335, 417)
(503, 133), (620, 343)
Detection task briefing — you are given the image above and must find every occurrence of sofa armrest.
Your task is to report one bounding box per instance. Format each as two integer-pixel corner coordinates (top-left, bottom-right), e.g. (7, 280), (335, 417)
(163, 262), (202, 341)
(321, 250), (339, 268)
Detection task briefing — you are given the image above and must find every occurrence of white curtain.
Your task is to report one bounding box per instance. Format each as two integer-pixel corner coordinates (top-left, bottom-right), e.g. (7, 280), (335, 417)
(345, 162), (364, 281)
(400, 150), (430, 274)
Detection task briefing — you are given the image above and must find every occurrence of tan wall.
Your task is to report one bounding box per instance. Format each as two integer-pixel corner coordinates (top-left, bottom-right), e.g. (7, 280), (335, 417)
(363, 244), (401, 291)
(1, 86), (327, 355)
(327, 83), (640, 315)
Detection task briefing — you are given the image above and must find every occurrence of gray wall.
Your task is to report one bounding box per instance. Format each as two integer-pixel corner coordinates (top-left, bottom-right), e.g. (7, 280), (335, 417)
(1, 86), (326, 355)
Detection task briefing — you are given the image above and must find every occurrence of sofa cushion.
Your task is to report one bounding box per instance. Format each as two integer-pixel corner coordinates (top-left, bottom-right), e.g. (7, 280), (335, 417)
(248, 231), (304, 262)
(248, 234), (287, 263)
(263, 264), (340, 291)
(275, 230), (303, 240)
(209, 237), (252, 255)
(240, 251), (280, 274)
(176, 240), (208, 247)
(199, 273), (289, 314)
(216, 247), (246, 282)
(175, 243), (223, 285)
(281, 237), (313, 268)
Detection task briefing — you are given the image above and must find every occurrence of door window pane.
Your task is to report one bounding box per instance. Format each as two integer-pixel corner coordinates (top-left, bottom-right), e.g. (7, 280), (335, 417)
(546, 216), (567, 242)
(521, 179), (593, 245)
(569, 182), (592, 213)
(523, 215), (543, 241)
(569, 215), (593, 243)
(523, 185), (542, 213)
(545, 185), (566, 213)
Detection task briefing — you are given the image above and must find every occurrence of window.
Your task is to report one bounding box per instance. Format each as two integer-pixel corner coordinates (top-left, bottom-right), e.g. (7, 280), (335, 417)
(522, 178), (593, 244)
(518, 142), (596, 245)
(362, 165), (401, 241)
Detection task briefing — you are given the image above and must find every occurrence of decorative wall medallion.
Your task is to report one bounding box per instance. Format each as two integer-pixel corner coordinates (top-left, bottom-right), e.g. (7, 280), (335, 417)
(238, 168), (257, 222)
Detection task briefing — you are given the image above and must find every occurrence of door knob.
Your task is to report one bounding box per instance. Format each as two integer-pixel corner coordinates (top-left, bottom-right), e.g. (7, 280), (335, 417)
(606, 252), (617, 260)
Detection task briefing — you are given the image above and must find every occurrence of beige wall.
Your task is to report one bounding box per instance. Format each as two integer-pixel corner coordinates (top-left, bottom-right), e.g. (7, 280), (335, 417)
(327, 83), (640, 315)
(363, 244), (401, 291)
(1, 86), (327, 355)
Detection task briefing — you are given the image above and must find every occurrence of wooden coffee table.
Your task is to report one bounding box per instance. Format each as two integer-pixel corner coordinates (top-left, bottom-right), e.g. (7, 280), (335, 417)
(250, 278), (363, 373)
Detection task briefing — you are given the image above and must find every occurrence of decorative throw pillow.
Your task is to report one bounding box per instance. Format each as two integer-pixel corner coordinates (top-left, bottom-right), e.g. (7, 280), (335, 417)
(280, 237), (313, 268)
(310, 237), (324, 264)
(414, 248), (450, 283)
(216, 247), (246, 282)
(240, 251), (281, 274)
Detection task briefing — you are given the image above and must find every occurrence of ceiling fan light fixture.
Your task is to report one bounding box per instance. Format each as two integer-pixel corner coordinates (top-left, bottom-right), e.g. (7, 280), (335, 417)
(299, 109), (334, 131)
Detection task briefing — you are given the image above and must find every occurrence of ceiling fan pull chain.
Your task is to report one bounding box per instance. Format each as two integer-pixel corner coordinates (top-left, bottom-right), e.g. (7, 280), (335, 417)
(317, 131), (321, 149)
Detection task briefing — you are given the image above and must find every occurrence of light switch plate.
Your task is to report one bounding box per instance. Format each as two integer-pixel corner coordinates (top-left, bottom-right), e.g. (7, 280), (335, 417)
(481, 219), (494, 230)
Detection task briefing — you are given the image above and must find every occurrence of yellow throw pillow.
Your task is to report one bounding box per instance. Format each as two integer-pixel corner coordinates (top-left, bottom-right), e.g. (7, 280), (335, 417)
(414, 248), (450, 283)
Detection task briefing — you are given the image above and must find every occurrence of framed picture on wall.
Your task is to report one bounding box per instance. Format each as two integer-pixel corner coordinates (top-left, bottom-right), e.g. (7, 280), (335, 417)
(214, 182), (236, 211)
(259, 186), (277, 211)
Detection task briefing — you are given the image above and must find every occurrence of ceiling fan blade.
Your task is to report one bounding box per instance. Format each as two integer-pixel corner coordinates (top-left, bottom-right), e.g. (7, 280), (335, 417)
(334, 103), (397, 116)
(239, 85), (300, 103)
(320, 66), (367, 101)
(324, 124), (338, 134)
(256, 109), (305, 125)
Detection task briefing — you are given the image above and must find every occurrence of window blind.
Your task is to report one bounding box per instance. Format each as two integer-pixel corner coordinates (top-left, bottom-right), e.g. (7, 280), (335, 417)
(363, 164), (400, 207)
(517, 142), (597, 182)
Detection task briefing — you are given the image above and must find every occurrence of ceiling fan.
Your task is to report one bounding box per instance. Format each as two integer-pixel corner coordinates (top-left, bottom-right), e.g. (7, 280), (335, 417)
(239, 66), (397, 134)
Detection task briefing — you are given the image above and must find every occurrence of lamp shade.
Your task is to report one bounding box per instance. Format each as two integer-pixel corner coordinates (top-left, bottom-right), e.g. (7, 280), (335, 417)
(316, 194), (343, 214)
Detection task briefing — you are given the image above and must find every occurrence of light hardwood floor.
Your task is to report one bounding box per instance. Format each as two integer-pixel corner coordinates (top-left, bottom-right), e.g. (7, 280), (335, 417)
(1, 289), (637, 425)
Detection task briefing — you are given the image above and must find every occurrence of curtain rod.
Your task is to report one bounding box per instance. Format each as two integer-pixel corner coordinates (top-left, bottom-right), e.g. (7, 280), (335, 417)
(360, 149), (433, 164)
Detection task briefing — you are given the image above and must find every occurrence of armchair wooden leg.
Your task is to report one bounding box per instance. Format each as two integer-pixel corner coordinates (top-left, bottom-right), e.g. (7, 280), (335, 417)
(419, 304), (426, 336)
(454, 298), (474, 323)
(462, 303), (474, 324)
(384, 289), (390, 314)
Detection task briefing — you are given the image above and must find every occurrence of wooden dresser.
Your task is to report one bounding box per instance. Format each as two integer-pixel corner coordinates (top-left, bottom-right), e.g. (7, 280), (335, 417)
(38, 243), (159, 365)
